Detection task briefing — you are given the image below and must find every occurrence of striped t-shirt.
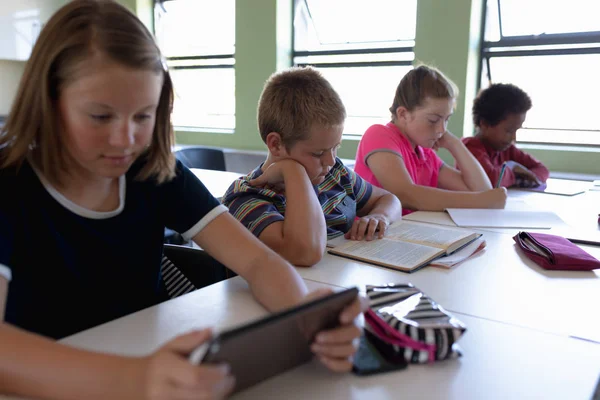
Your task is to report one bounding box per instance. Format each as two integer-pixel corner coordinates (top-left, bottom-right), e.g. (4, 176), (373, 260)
(222, 158), (373, 239)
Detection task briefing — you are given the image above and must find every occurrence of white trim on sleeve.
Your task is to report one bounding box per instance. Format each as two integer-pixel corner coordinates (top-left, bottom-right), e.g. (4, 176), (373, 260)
(181, 204), (228, 241)
(0, 264), (12, 282)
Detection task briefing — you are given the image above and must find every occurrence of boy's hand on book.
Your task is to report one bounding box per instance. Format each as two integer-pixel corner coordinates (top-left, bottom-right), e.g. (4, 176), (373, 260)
(344, 214), (389, 241)
(305, 288), (366, 372)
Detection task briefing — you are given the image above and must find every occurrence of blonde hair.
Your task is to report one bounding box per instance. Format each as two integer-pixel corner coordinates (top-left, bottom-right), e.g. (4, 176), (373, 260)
(257, 66), (346, 149)
(0, 0), (175, 185)
(389, 64), (459, 121)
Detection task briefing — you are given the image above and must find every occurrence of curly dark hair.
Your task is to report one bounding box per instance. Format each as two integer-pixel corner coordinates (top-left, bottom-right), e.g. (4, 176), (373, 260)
(472, 83), (532, 127)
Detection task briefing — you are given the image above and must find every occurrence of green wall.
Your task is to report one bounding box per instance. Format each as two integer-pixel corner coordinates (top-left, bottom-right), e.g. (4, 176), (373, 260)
(132, 0), (599, 175)
(413, 0), (483, 165)
(173, 0), (291, 152)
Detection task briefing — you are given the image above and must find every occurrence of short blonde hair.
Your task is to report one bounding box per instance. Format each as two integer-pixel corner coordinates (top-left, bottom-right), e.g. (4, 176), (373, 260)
(389, 64), (459, 121)
(0, 0), (175, 185)
(257, 66), (346, 149)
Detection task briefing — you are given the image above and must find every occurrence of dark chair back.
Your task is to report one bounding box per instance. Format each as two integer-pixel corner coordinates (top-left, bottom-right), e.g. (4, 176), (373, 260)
(165, 147), (227, 246)
(174, 147), (226, 171)
(163, 244), (236, 292)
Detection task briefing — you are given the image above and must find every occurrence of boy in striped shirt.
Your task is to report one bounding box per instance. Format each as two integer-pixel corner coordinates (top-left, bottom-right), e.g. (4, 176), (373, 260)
(222, 67), (401, 266)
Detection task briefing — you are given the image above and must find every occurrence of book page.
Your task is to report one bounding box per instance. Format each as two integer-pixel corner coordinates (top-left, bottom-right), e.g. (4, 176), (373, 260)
(430, 238), (486, 268)
(330, 238), (442, 271)
(386, 221), (471, 249)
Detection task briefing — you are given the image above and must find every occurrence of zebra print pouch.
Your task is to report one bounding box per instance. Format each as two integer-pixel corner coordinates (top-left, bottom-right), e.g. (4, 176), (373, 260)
(365, 283), (467, 364)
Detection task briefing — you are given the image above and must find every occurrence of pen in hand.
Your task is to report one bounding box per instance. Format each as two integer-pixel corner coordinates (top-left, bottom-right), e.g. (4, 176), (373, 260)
(496, 163), (507, 188)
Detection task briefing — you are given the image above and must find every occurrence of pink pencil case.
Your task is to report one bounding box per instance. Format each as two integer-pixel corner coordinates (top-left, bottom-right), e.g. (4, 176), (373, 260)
(513, 231), (600, 271)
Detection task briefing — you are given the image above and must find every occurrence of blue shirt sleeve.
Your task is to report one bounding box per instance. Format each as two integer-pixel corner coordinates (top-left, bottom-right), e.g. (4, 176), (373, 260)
(225, 192), (285, 238)
(345, 164), (373, 211)
(159, 161), (227, 241)
(222, 169), (286, 238)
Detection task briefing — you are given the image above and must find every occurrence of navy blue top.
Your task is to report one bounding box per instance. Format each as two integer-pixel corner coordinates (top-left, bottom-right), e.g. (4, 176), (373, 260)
(0, 159), (225, 339)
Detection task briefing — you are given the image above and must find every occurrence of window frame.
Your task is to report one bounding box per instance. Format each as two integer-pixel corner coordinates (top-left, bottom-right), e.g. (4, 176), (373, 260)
(153, 0), (236, 132)
(478, 0), (600, 147)
(291, 0), (416, 138)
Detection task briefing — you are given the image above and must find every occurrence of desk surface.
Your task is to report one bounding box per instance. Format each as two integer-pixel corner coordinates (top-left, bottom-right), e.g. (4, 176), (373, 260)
(405, 189), (600, 234)
(302, 235), (600, 343)
(3, 180), (599, 400)
(509, 188), (600, 233)
(302, 188), (600, 342)
(4, 277), (598, 400)
(190, 168), (244, 199)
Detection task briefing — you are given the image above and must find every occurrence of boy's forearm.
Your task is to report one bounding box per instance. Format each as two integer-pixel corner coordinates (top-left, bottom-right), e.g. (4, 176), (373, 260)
(280, 164), (327, 263)
(364, 193), (402, 222)
(511, 149), (550, 182)
(523, 158), (549, 183)
(530, 165), (550, 182)
(448, 142), (492, 190)
(0, 324), (143, 400)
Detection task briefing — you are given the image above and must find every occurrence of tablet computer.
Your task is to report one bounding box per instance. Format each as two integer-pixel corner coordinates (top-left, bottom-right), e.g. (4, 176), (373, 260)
(519, 178), (589, 196)
(188, 287), (359, 393)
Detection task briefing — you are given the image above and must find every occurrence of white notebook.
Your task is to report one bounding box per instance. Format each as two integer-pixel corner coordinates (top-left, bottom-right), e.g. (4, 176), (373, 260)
(445, 208), (564, 229)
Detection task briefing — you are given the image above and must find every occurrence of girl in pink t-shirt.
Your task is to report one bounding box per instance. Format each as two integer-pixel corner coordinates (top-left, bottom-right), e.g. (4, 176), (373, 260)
(354, 65), (507, 214)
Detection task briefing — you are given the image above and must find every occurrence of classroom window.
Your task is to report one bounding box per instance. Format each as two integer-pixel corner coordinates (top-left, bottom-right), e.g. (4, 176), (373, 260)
(480, 0), (600, 146)
(293, 0), (417, 137)
(154, 0), (235, 132)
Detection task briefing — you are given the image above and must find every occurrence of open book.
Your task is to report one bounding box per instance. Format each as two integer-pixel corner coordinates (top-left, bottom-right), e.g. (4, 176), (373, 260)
(429, 237), (486, 268)
(327, 221), (482, 273)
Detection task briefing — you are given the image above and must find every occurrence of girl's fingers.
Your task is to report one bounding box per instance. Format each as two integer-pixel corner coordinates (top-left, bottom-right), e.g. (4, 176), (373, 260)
(312, 342), (358, 359)
(317, 355), (354, 372)
(315, 323), (362, 345)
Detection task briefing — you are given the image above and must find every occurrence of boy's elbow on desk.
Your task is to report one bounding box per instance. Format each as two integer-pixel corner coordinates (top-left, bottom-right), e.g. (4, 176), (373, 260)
(286, 247), (324, 267)
(286, 243), (326, 267)
(277, 238), (325, 267)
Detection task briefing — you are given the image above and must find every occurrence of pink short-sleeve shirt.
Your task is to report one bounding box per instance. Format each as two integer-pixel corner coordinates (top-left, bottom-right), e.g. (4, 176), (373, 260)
(354, 122), (444, 214)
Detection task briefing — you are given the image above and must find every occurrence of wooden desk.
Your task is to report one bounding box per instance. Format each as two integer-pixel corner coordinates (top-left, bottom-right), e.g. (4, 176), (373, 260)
(3, 277), (599, 400)
(190, 168), (244, 200)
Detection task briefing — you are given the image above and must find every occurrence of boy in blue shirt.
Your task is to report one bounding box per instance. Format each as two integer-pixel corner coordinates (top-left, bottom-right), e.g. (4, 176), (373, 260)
(222, 67), (402, 266)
